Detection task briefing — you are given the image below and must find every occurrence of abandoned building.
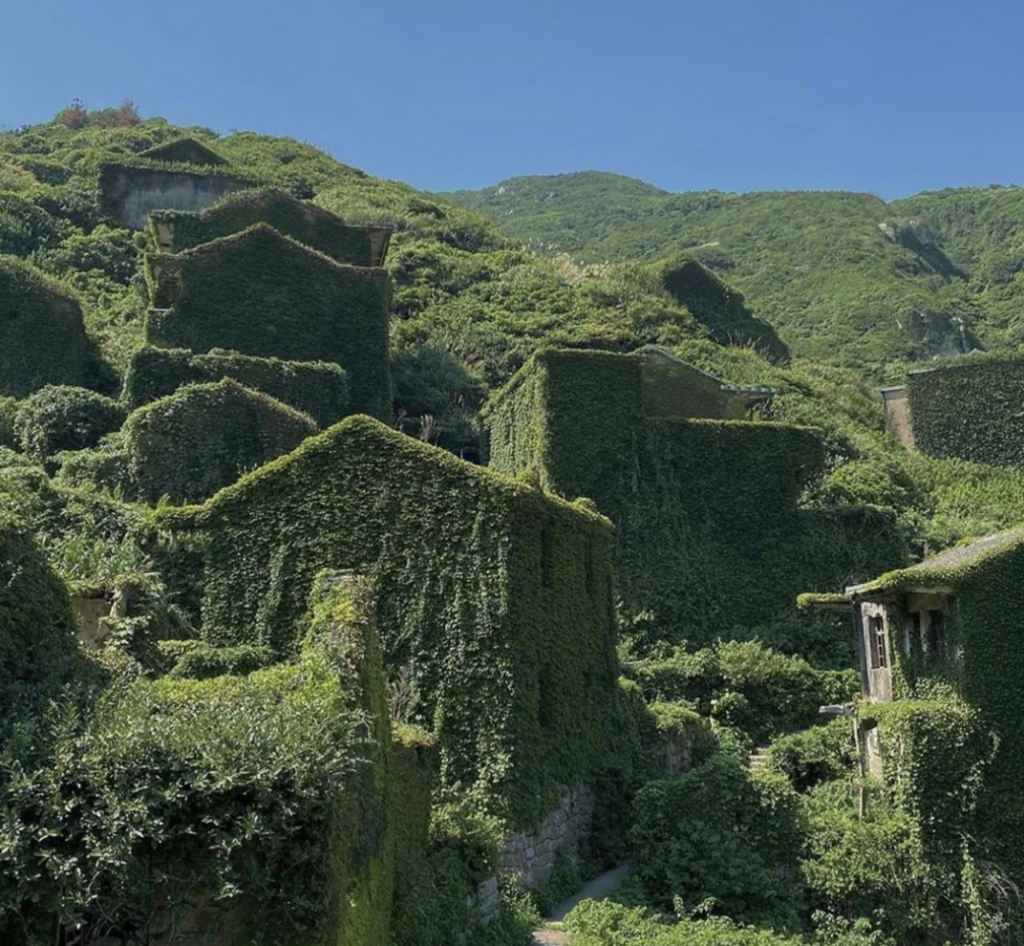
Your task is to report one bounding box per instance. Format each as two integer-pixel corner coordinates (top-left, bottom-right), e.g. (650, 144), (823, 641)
(144, 222), (392, 418)
(148, 188), (391, 266)
(882, 353), (1024, 466)
(486, 346), (904, 643)
(804, 526), (1024, 866)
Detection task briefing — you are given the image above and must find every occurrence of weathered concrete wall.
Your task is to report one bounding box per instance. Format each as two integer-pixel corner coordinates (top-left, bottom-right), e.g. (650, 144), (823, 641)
(882, 386), (915, 449)
(99, 165), (245, 230)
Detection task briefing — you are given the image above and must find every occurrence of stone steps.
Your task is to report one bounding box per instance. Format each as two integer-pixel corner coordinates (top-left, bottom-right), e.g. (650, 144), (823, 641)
(747, 746), (771, 771)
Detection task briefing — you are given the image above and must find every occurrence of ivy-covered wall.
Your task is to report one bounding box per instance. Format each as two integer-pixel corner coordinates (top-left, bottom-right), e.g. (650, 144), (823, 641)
(0, 572), (435, 946)
(487, 349), (905, 644)
(124, 347), (349, 428)
(857, 534), (1024, 880)
(145, 224), (392, 419)
(0, 257), (92, 398)
(908, 355), (1024, 467)
(158, 414), (620, 828)
(149, 188), (389, 266)
(141, 138), (229, 167)
(124, 379), (318, 505)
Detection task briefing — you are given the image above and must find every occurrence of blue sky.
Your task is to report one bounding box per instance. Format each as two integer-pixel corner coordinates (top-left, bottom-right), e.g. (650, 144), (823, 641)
(2, 0), (1021, 199)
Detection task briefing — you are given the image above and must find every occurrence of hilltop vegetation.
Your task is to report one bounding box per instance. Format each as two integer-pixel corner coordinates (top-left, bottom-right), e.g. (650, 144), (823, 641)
(444, 172), (1024, 375)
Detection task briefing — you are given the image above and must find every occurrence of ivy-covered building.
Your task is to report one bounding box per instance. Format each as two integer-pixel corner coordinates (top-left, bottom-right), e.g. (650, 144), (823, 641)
(486, 346), (904, 644)
(149, 188), (391, 266)
(810, 528), (1024, 876)
(159, 414), (621, 829)
(144, 223), (392, 418)
(885, 353), (1024, 465)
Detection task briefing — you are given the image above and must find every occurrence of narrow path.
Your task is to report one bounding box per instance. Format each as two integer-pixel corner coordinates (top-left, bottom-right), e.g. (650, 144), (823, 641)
(532, 863), (630, 945)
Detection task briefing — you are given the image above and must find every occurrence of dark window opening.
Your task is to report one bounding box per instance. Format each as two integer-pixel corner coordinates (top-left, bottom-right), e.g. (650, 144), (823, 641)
(927, 609), (945, 661)
(868, 615), (887, 670)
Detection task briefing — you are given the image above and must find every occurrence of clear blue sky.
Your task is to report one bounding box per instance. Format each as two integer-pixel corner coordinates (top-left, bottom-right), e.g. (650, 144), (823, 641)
(2, 0), (1021, 199)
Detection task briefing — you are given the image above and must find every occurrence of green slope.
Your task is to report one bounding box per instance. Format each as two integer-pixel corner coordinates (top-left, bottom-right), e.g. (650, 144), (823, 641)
(442, 172), (1024, 375)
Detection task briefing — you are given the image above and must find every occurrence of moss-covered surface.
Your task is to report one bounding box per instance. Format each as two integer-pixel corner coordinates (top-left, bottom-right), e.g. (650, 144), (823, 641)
(0, 257), (93, 397)
(908, 354), (1024, 467)
(124, 379), (318, 505)
(149, 188), (388, 265)
(145, 224), (392, 418)
(487, 348), (906, 643)
(124, 346), (349, 427)
(158, 414), (620, 827)
(141, 137), (229, 167)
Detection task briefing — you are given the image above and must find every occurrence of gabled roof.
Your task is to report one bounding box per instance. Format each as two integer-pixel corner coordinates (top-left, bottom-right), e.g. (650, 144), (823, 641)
(142, 138), (229, 167)
(847, 525), (1024, 598)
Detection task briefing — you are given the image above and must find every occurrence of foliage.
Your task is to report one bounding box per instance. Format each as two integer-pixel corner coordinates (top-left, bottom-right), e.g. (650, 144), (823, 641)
(487, 348), (907, 646)
(908, 353), (1024, 467)
(765, 718), (858, 793)
(161, 641), (275, 679)
(0, 256), (94, 397)
(149, 187), (386, 264)
(14, 385), (125, 464)
(157, 414), (620, 828)
(145, 223), (392, 418)
(123, 379), (318, 505)
(563, 900), (888, 946)
(0, 513), (80, 734)
(124, 346), (348, 428)
(631, 751), (806, 926)
(626, 641), (856, 745)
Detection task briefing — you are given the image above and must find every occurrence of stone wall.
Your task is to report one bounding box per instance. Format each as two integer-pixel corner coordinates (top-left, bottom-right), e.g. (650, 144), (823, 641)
(471, 783), (595, 925)
(99, 164), (245, 230)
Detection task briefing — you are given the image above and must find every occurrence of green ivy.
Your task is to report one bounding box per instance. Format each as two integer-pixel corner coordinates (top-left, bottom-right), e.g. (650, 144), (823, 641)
(149, 188), (386, 265)
(124, 379), (318, 505)
(909, 353), (1024, 467)
(0, 257), (94, 398)
(144, 223), (392, 418)
(123, 346), (349, 428)
(157, 414), (620, 828)
(14, 385), (126, 465)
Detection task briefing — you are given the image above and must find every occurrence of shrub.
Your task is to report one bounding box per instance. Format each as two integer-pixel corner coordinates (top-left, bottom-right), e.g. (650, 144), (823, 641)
(765, 718), (858, 793)
(631, 752), (806, 926)
(0, 397), (17, 448)
(124, 379), (318, 505)
(164, 641), (275, 680)
(14, 385), (126, 464)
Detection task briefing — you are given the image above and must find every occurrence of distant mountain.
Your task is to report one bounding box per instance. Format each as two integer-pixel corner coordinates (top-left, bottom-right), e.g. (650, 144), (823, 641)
(443, 173), (1024, 375)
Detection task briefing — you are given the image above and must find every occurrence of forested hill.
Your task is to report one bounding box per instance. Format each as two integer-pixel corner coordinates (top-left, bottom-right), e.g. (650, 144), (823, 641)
(444, 172), (1024, 376)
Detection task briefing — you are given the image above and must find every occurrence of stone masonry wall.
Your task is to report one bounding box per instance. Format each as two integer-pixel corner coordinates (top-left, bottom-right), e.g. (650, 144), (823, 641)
(470, 783), (595, 925)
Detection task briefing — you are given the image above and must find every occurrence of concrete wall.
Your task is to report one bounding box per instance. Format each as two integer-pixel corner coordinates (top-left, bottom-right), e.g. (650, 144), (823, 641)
(100, 165), (245, 230)
(882, 386), (915, 449)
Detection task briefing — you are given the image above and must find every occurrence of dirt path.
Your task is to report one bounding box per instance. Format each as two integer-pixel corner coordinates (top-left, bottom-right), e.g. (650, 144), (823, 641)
(532, 863), (630, 945)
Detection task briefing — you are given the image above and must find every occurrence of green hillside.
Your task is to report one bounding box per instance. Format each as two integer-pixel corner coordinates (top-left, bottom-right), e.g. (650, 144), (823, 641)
(443, 172), (1024, 376)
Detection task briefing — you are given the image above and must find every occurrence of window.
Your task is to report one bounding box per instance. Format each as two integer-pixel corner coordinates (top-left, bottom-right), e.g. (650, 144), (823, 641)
(927, 609), (945, 661)
(868, 615), (887, 670)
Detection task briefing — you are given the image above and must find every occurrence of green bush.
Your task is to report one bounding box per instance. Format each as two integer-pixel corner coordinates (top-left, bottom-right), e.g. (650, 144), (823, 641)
(123, 346), (349, 428)
(626, 641), (857, 745)
(164, 641), (275, 679)
(14, 385), (126, 464)
(53, 440), (132, 496)
(631, 752), (806, 926)
(765, 718), (858, 793)
(124, 379), (318, 505)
